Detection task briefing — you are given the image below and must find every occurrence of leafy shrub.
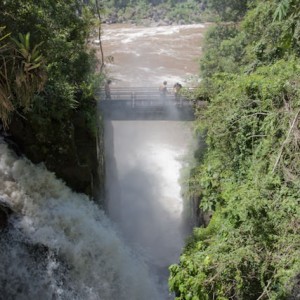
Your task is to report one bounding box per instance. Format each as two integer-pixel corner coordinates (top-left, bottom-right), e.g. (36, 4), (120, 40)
(170, 1), (300, 298)
(0, 0), (102, 136)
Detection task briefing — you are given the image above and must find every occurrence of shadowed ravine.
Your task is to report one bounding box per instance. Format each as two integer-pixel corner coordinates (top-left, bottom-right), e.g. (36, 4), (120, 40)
(104, 120), (195, 298)
(101, 23), (206, 298)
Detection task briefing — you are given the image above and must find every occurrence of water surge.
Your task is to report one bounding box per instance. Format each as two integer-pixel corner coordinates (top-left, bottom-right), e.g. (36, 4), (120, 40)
(0, 142), (159, 300)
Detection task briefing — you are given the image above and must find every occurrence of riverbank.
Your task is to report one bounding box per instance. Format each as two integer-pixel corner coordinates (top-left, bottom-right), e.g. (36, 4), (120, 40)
(102, 1), (216, 27)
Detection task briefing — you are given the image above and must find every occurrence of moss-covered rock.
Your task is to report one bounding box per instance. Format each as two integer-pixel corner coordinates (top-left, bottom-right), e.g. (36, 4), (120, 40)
(7, 105), (104, 203)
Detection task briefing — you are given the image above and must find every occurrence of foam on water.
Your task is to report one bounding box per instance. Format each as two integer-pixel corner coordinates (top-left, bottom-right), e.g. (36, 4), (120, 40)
(0, 142), (160, 300)
(103, 23), (206, 43)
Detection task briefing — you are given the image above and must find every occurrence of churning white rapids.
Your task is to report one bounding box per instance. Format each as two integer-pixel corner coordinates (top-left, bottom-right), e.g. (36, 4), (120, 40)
(0, 142), (160, 300)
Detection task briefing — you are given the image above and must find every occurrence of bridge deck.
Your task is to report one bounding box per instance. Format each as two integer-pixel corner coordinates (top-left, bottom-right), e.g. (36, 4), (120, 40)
(98, 87), (205, 121)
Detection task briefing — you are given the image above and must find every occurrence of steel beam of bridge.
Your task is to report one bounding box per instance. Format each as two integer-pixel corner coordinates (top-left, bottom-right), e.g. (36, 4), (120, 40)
(98, 87), (204, 121)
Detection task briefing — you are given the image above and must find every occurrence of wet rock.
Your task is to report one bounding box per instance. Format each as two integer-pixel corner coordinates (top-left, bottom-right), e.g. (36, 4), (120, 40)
(0, 200), (13, 230)
(8, 108), (104, 203)
(108, 12), (119, 24)
(3, 136), (23, 156)
(186, 195), (212, 229)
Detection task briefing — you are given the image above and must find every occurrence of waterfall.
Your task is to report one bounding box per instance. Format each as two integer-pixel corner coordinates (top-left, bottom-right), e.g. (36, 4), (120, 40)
(0, 142), (159, 300)
(104, 120), (195, 299)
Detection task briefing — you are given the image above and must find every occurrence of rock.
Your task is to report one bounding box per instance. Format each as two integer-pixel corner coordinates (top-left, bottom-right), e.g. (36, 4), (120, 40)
(107, 13), (118, 24)
(163, 19), (171, 25)
(153, 15), (159, 23)
(92, 39), (101, 45)
(140, 18), (151, 26)
(8, 107), (104, 203)
(3, 136), (23, 156)
(150, 22), (158, 27)
(0, 199), (13, 230)
(157, 20), (168, 26)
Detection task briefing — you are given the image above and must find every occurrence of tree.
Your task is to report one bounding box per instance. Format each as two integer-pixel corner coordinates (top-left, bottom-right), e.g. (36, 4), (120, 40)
(207, 0), (250, 21)
(0, 0), (98, 123)
(273, 0), (300, 50)
(169, 1), (300, 298)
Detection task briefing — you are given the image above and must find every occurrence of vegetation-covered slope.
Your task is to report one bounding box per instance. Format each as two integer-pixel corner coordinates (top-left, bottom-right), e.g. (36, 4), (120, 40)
(169, 1), (300, 299)
(0, 0), (104, 198)
(101, 0), (212, 24)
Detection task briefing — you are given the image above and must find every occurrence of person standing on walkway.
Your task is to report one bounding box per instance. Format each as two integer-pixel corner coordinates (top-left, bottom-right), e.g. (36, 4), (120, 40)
(159, 81), (168, 98)
(173, 82), (182, 101)
(105, 79), (112, 100)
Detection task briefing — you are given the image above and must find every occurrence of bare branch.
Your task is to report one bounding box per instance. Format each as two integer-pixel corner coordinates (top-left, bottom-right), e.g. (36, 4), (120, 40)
(256, 280), (272, 300)
(94, 0), (105, 72)
(272, 109), (300, 173)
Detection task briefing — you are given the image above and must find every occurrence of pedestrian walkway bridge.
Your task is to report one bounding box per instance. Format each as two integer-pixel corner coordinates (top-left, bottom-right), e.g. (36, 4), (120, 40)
(98, 87), (206, 121)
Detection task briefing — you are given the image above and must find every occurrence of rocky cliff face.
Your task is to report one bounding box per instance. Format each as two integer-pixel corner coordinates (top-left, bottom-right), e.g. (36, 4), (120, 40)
(6, 105), (104, 203)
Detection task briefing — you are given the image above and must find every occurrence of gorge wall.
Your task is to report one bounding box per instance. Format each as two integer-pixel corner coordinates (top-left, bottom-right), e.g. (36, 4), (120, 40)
(5, 104), (104, 202)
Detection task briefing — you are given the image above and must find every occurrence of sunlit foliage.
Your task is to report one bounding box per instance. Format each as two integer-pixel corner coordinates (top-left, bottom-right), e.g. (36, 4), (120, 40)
(0, 0), (102, 129)
(169, 1), (300, 299)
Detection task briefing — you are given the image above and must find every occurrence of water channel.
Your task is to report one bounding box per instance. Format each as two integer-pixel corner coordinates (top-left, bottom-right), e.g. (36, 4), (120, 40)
(101, 23), (208, 298)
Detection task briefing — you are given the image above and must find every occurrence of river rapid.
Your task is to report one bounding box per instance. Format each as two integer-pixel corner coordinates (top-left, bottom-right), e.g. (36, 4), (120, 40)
(0, 142), (159, 300)
(101, 23), (207, 87)
(0, 24), (207, 299)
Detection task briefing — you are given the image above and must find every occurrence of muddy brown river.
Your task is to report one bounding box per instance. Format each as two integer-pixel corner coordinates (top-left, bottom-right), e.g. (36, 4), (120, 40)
(99, 23), (208, 87)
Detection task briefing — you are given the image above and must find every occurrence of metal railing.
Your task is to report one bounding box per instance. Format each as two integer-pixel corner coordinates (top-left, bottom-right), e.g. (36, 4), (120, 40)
(98, 87), (196, 106)
(97, 87), (206, 120)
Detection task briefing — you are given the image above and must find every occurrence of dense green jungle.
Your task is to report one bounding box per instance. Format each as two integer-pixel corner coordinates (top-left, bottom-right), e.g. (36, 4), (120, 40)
(169, 1), (300, 299)
(0, 0), (299, 299)
(102, 0), (213, 24)
(0, 0), (105, 198)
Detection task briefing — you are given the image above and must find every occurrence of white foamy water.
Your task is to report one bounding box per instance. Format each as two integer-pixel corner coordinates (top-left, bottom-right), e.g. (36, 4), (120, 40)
(105, 121), (195, 299)
(102, 24), (205, 43)
(0, 142), (159, 300)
